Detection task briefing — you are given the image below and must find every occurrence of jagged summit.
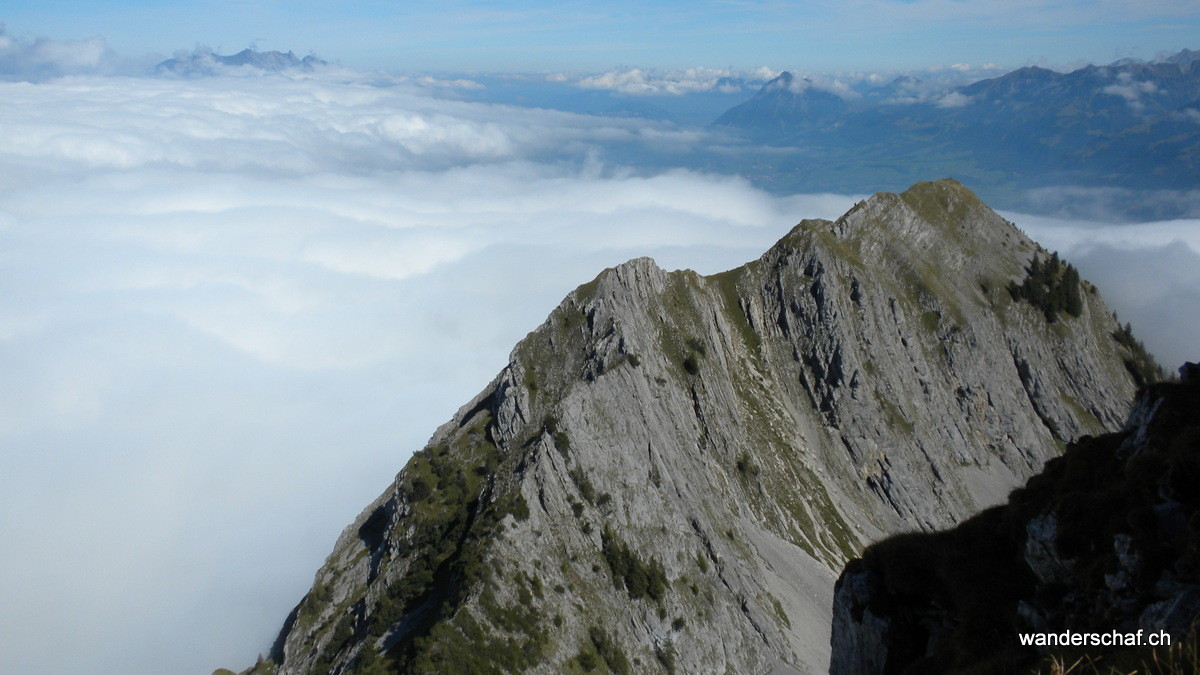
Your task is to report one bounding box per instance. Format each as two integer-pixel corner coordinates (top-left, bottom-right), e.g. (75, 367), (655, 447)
(787, 179), (997, 243)
(1149, 47), (1200, 69)
(715, 71), (847, 131)
(765, 71), (796, 90)
(242, 181), (1150, 675)
(156, 48), (327, 77)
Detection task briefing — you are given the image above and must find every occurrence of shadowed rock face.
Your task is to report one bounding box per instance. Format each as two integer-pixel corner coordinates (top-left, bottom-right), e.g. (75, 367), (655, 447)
(830, 369), (1198, 675)
(246, 179), (1146, 674)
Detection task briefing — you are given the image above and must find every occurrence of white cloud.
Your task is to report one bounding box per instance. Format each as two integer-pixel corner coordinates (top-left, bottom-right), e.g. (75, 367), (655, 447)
(1004, 211), (1200, 259)
(816, 77), (860, 99)
(1002, 209), (1200, 368)
(0, 23), (121, 81)
(1022, 185), (1200, 221)
(0, 69), (857, 674)
(748, 65), (783, 81)
(1067, 243), (1200, 373)
(935, 91), (973, 108)
(758, 72), (864, 99)
(572, 66), (776, 95)
(563, 62), (1000, 106)
(406, 74), (485, 89)
(1102, 71), (1161, 108)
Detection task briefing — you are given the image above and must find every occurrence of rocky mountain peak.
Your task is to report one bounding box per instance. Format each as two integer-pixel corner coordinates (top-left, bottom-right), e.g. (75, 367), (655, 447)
(241, 181), (1152, 675)
(155, 47), (327, 77)
(764, 71), (796, 91)
(829, 179), (1000, 243)
(1159, 47), (1200, 70)
(716, 71), (847, 131)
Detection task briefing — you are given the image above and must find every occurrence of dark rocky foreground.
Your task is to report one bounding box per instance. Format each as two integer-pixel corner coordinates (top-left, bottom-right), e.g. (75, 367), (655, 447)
(832, 365), (1197, 674)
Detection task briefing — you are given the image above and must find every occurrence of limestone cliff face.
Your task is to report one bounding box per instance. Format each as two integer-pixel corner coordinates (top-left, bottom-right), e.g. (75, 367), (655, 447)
(247, 180), (1144, 674)
(829, 369), (1198, 674)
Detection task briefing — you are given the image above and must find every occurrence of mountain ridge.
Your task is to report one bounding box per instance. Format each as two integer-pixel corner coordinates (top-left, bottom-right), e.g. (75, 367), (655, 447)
(240, 179), (1149, 674)
(710, 50), (1200, 216)
(156, 48), (327, 77)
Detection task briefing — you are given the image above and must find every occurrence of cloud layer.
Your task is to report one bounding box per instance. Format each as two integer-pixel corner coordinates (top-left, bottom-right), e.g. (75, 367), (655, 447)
(1002, 210), (1200, 369)
(0, 23), (125, 80)
(0, 69), (856, 674)
(571, 66), (779, 95)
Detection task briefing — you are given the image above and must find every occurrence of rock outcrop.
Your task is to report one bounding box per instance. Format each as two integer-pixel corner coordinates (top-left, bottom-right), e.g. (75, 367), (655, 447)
(831, 366), (1197, 674)
(245, 179), (1149, 674)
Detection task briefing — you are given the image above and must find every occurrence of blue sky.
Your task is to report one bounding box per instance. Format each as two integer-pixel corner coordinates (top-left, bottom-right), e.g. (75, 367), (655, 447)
(4, 0), (1200, 72)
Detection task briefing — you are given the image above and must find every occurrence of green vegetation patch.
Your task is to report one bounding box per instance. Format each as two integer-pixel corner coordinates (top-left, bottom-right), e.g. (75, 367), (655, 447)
(649, 273), (711, 381)
(570, 467), (598, 504)
(543, 414), (572, 457)
(575, 627), (631, 675)
(875, 390), (915, 436)
(654, 643), (677, 673)
(735, 452), (761, 480)
(710, 268), (764, 356)
(601, 526), (669, 602)
(898, 179), (987, 241)
(1112, 321), (1163, 387)
(406, 598), (547, 674)
(1007, 252), (1083, 322)
(338, 408), (541, 670)
(920, 311), (941, 333)
(767, 593), (791, 629)
(681, 338), (706, 376)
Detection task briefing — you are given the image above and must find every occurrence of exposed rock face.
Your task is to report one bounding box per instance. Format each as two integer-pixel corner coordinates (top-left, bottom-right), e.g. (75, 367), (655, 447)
(830, 366), (1198, 674)
(248, 180), (1145, 674)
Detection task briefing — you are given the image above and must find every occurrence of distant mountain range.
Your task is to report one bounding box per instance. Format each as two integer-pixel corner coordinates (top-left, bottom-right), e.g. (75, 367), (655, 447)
(156, 48), (327, 77)
(149, 48), (1200, 218)
(712, 50), (1200, 216)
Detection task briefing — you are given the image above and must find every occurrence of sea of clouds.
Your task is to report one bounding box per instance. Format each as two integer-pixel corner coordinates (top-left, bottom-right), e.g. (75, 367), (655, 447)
(1, 36), (1197, 675)
(0, 68), (857, 673)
